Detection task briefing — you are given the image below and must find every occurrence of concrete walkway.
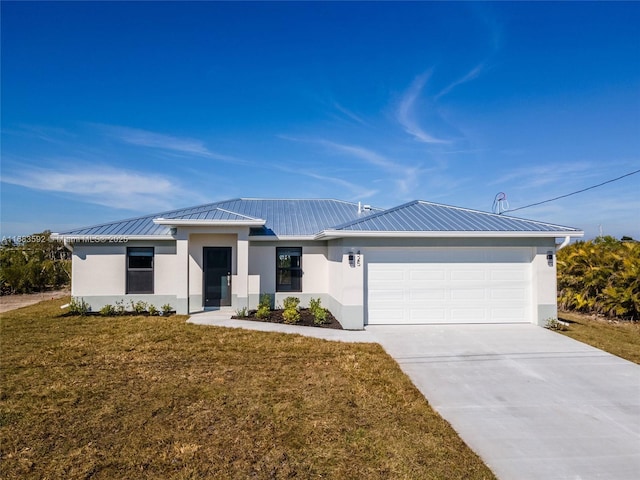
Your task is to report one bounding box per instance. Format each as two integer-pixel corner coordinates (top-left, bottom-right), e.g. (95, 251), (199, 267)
(367, 324), (640, 480)
(188, 310), (376, 343)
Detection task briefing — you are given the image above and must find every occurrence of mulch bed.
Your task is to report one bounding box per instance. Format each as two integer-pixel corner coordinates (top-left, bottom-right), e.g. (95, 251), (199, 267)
(233, 308), (343, 330)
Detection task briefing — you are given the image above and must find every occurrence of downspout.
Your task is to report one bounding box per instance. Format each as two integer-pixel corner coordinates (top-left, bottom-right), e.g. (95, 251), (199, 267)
(556, 235), (571, 251)
(63, 238), (74, 253)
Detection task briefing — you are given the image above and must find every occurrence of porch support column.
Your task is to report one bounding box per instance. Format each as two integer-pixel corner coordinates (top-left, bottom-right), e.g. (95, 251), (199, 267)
(235, 229), (249, 310)
(175, 231), (190, 314)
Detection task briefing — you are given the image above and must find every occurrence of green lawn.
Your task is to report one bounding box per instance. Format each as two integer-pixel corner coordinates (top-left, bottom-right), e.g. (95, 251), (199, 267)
(1, 297), (494, 479)
(558, 311), (640, 364)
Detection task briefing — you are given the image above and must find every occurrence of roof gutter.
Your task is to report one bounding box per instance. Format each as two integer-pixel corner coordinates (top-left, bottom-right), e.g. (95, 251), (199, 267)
(315, 230), (585, 240)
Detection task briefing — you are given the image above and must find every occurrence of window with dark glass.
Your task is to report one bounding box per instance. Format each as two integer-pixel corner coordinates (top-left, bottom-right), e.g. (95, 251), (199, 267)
(276, 247), (302, 292)
(127, 247), (154, 294)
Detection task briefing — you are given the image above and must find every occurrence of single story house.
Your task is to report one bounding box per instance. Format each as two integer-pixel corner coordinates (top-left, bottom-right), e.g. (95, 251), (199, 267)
(52, 198), (583, 329)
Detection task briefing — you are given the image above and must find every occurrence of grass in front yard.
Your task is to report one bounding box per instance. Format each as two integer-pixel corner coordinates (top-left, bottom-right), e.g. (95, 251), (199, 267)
(558, 311), (640, 364)
(1, 298), (495, 479)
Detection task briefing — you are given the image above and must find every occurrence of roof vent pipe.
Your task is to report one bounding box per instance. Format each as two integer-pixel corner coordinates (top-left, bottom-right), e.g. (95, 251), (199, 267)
(358, 202), (362, 214)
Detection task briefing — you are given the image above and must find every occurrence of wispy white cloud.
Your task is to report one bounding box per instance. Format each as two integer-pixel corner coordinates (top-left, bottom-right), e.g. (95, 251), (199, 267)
(331, 101), (370, 127)
(2, 162), (204, 211)
(279, 135), (428, 199)
(268, 161), (378, 200)
(2, 124), (77, 144)
(397, 73), (450, 145)
(435, 63), (486, 100)
(318, 140), (399, 170)
(97, 124), (244, 163)
(489, 162), (596, 188)
(300, 171), (379, 200)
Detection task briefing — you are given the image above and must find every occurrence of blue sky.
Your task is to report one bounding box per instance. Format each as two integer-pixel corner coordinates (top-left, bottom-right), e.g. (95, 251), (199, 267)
(2, 1), (639, 240)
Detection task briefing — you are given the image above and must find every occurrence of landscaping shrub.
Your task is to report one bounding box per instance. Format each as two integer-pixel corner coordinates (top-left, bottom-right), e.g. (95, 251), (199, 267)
(161, 303), (173, 316)
(114, 300), (126, 316)
(282, 296), (301, 324)
(100, 304), (116, 316)
(309, 297), (328, 325)
(147, 304), (159, 316)
(544, 318), (567, 331)
(68, 297), (89, 315)
(130, 300), (148, 314)
(256, 294), (271, 319)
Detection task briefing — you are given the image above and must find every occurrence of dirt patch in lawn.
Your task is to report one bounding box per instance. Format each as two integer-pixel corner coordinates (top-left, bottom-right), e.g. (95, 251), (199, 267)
(233, 308), (343, 329)
(0, 289), (70, 314)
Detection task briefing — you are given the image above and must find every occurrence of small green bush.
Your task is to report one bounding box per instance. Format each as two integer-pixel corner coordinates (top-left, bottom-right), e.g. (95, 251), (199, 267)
(256, 294), (271, 319)
(161, 304), (173, 316)
(282, 296), (301, 324)
(130, 300), (148, 314)
(100, 304), (116, 316)
(69, 297), (90, 316)
(309, 297), (328, 325)
(147, 304), (159, 316)
(235, 307), (248, 317)
(114, 300), (126, 316)
(545, 318), (567, 331)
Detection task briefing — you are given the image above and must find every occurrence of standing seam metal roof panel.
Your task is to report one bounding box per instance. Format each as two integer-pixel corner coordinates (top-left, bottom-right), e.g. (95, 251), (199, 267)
(332, 201), (581, 233)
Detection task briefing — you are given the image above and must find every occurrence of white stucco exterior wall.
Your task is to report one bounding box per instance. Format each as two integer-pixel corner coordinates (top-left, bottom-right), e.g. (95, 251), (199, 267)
(532, 243), (559, 325)
(70, 241), (182, 312)
(72, 244), (126, 296)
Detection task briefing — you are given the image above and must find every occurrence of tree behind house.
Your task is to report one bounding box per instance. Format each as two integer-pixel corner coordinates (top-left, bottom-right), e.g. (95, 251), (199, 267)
(0, 231), (71, 294)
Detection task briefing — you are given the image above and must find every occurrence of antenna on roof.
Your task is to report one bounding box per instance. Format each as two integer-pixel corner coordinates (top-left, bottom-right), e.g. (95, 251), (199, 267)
(492, 192), (509, 215)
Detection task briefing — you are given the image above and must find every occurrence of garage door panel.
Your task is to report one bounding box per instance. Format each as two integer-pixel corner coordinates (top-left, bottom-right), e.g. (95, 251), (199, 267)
(491, 269), (528, 281)
(369, 289), (404, 303)
(367, 248), (531, 325)
(491, 288), (526, 300)
(410, 270), (445, 281)
(368, 308), (404, 323)
(451, 270), (486, 281)
(451, 308), (487, 322)
(491, 307), (527, 321)
(451, 288), (485, 301)
(410, 308), (446, 322)
(410, 289), (446, 301)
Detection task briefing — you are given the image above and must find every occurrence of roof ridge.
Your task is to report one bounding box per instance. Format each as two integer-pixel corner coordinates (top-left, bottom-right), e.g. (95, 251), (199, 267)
(237, 197), (382, 208)
(329, 200), (419, 230)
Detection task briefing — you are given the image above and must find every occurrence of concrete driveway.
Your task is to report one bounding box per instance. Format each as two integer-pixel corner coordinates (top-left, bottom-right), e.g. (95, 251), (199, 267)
(367, 324), (640, 480)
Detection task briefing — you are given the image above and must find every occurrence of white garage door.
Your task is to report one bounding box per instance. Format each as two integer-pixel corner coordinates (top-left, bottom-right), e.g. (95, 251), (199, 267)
(366, 248), (532, 324)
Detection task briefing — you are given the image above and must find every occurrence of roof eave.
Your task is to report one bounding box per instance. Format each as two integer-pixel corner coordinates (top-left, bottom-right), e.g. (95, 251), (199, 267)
(248, 235), (317, 241)
(315, 230), (584, 240)
(51, 234), (174, 241)
(153, 218), (266, 227)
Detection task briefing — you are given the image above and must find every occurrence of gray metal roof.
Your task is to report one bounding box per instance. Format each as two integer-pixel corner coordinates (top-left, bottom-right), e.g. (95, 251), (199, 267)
(55, 198), (582, 239)
(56, 198), (381, 238)
(326, 201), (582, 234)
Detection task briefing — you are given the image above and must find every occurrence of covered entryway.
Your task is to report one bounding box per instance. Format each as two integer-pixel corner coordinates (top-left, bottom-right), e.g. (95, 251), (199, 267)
(366, 247), (532, 324)
(203, 247), (232, 307)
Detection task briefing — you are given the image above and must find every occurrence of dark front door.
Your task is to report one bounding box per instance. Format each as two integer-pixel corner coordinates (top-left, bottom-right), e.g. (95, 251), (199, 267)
(203, 247), (232, 307)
